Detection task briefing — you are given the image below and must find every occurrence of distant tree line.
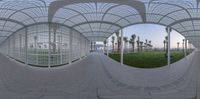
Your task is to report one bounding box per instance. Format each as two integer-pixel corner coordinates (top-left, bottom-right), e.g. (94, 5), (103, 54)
(109, 32), (153, 54)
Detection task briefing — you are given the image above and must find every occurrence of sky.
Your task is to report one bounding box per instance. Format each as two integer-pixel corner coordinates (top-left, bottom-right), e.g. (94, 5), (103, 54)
(104, 24), (186, 49)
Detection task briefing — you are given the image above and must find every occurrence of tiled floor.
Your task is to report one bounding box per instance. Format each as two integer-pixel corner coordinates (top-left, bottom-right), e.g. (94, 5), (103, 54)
(0, 51), (199, 99)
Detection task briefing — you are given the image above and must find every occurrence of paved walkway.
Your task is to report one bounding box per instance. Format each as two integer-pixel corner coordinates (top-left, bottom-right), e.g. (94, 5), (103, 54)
(0, 51), (199, 99)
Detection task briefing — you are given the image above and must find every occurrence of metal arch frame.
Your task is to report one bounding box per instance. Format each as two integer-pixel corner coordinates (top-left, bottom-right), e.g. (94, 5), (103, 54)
(0, 1), (50, 34)
(147, 1), (193, 30)
(158, 9), (190, 23)
(176, 24), (200, 28)
(1, 22), (90, 44)
(168, 18), (200, 27)
(117, 2), (194, 34)
(172, 25), (199, 31)
(0, 1), (192, 41)
(85, 33), (111, 37)
(0, 30), (13, 32)
(104, 12), (176, 33)
(22, 16), (77, 27)
(0, 5), (44, 35)
(57, 2), (192, 36)
(148, 2), (192, 18)
(81, 21), (187, 42)
(0, 2), (42, 24)
(70, 12), (178, 36)
(60, 11), (132, 27)
(0, 0), (46, 14)
(1, 1), (200, 47)
(86, 36), (108, 38)
(185, 35), (200, 38)
(1, 20), (186, 45)
(58, 10), (135, 32)
(48, 0), (146, 22)
(0, 30), (11, 37)
(49, 1), (146, 38)
(179, 30), (200, 33)
(72, 21), (122, 28)
(150, 2), (195, 32)
(98, 4), (138, 30)
(81, 31), (113, 34)
(60, 7), (95, 35)
(79, 27), (117, 31)
(105, 21), (185, 40)
(0, 18), (25, 26)
(0, 6), (47, 24)
(0, 18), (25, 43)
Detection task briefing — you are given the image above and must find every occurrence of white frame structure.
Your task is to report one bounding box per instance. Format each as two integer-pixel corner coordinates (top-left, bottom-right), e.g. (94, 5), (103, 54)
(0, 0), (199, 67)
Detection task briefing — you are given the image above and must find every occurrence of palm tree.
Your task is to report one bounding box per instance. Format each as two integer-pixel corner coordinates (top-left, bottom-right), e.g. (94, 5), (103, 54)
(116, 31), (120, 53)
(177, 42), (180, 51)
(140, 41), (144, 51)
(149, 40), (152, 50)
(111, 36), (115, 52)
(103, 41), (106, 53)
(165, 36), (168, 56)
(182, 39), (185, 52)
(115, 43), (117, 52)
(119, 37), (122, 51)
(163, 40), (166, 51)
(123, 37), (128, 52)
(129, 34), (136, 52)
(137, 36), (140, 52)
(145, 39), (148, 51)
(185, 39), (188, 54)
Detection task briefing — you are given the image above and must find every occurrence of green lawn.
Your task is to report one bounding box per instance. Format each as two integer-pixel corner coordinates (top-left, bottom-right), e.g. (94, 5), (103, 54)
(109, 51), (186, 68)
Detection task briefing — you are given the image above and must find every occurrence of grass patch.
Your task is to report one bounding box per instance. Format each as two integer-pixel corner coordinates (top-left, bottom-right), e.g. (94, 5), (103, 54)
(109, 51), (186, 68)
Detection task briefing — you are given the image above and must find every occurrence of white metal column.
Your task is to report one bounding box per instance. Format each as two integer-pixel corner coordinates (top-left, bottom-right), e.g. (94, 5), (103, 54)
(25, 27), (28, 65)
(185, 39), (187, 57)
(60, 29), (63, 64)
(36, 26), (39, 65)
(8, 39), (10, 56)
(120, 29), (124, 65)
(48, 23), (51, 68)
(19, 34), (22, 60)
(79, 35), (82, 59)
(107, 39), (109, 56)
(69, 29), (73, 64)
(166, 27), (171, 67)
(85, 38), (87, 56)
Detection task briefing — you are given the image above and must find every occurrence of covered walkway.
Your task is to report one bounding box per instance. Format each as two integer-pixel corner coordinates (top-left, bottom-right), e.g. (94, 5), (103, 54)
(0, 0), (200, 99)
(0, 50), (199, 99)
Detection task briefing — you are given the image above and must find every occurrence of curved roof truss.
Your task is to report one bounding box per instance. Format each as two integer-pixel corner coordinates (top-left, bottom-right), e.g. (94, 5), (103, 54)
(0, 0), (200, 47)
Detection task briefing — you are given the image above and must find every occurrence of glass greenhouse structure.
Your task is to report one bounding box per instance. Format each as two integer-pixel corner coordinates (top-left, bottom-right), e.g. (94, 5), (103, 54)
(0, 0), (200, 67)
(0, 0), (200, 99)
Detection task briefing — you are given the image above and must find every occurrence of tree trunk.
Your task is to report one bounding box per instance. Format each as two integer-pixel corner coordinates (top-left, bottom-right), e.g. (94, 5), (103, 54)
(132, 42), (135, 52)
(112, 43), (114, 52)
(164, 43), (165, 51)
(118, 40), (120, 53)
